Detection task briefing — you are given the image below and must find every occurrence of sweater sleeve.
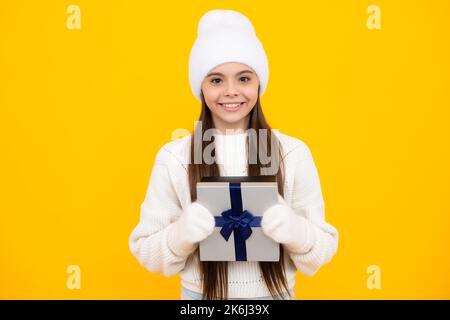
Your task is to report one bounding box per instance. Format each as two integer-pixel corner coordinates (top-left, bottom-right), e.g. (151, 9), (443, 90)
(128, 148), (190, 277)
(286, 145), (339, 276)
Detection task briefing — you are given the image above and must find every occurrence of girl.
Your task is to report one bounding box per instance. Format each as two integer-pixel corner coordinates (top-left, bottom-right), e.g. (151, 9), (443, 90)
(129, 9), (339, 300)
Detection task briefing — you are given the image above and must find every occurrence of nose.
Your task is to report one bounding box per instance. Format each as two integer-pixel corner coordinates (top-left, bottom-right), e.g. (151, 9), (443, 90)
(224, 82), (239, 97)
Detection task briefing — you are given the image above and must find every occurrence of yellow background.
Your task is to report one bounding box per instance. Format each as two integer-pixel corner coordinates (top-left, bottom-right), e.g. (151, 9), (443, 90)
(1, 0), (449, 299)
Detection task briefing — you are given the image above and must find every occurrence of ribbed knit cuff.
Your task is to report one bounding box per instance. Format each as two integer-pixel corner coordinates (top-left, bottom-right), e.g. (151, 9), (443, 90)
(288, 226), (325, 276)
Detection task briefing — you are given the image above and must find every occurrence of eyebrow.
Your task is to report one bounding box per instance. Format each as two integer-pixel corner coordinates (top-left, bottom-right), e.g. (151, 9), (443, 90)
(206, 70), (254, 77)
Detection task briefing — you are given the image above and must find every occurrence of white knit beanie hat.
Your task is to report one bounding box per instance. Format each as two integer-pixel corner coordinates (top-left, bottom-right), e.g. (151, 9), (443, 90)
(188, 9), (269, 101)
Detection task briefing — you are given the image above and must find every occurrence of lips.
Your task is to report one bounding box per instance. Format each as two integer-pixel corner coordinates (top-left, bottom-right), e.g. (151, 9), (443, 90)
(219, 102), (245, 111)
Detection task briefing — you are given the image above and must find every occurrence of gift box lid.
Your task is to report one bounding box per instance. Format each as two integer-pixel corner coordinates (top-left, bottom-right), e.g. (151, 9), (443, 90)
(200, 175), (276, 183)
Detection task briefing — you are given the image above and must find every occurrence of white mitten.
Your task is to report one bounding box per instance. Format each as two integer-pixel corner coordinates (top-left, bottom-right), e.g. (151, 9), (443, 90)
(167, 202), (215, 257)
(261, 198), (316, 254)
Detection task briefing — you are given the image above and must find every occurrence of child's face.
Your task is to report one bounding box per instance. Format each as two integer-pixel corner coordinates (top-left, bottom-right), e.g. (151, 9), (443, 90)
(201, 62), (259, 132)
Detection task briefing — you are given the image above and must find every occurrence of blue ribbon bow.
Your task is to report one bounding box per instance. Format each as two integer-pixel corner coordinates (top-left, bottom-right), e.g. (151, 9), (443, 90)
(214, 182), (261, 261)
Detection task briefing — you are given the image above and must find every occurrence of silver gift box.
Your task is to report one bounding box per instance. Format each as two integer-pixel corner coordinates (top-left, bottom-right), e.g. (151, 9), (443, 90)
(197, 176), (280, 262)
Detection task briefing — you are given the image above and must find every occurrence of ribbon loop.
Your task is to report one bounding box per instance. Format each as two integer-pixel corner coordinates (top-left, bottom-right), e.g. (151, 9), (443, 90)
(213, 182), (261, 261)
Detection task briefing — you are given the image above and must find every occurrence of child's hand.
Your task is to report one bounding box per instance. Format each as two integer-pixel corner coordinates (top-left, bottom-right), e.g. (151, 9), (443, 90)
(167, 202), (215, 257)
(261, 200), (316, 254)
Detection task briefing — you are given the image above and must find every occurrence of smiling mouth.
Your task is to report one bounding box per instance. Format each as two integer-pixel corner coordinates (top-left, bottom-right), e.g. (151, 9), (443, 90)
(219, 102), (245, 111)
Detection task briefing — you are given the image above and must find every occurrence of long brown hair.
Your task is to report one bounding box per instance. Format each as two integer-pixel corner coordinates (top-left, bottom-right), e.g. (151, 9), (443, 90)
(188, 87), (292, 300)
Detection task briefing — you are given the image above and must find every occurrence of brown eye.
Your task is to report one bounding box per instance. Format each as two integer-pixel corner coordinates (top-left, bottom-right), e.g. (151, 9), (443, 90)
(211, 78), (222, 84)
(240, 76), (250, 82)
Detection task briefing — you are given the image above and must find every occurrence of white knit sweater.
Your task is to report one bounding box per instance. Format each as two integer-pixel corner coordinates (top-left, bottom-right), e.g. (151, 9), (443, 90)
(129, 131), (339, 298)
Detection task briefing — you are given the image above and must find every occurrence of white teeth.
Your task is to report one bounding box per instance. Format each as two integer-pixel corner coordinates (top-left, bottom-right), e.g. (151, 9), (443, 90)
(221, 103), (242, 108)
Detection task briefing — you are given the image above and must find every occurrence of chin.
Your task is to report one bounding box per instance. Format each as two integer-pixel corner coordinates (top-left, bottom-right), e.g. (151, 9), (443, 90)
(219, 114), (246, 124)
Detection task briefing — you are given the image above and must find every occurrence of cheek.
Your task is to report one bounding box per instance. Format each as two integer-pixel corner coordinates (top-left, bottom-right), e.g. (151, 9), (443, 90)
(242, 101), (255, 114)
(242, 86), (259, 102)
(204, 87), (222, 100)
(203, 92), (219, 107)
